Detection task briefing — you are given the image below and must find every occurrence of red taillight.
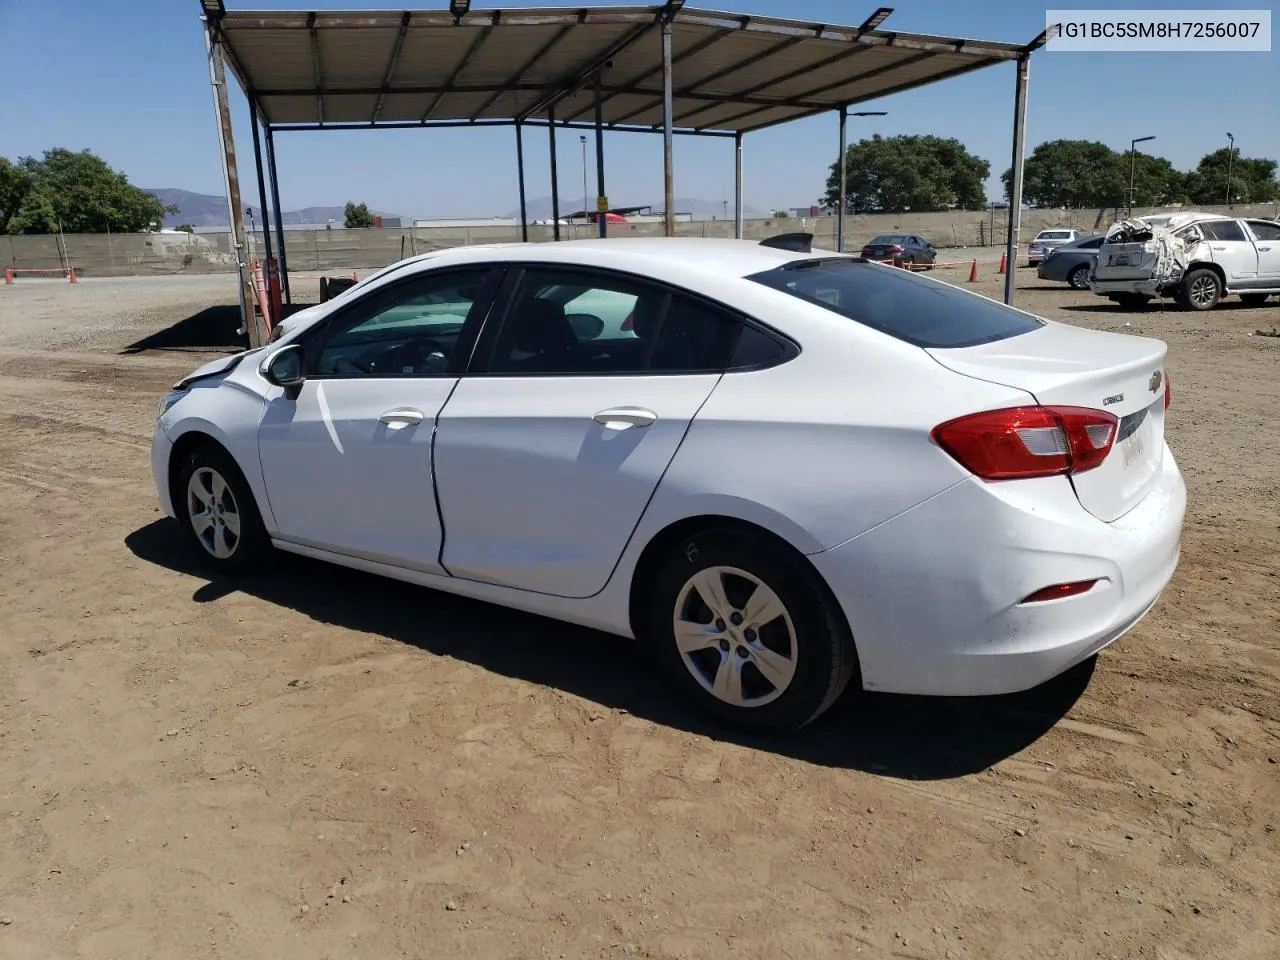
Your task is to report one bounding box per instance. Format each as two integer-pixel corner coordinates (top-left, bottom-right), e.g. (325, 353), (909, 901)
(889, 245), (904, 254)
(1164, 370), (1171, 409)
(1021, 580), (1099, 604)
(931, 405), (1118, 481)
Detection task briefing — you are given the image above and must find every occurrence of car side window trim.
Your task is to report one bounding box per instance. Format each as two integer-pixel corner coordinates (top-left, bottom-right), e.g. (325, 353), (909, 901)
(296, 265), (506, 381)
(464, 261), (798, 378)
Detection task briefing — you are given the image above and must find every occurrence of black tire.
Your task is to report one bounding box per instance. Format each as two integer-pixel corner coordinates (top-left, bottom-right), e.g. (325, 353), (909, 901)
(1240, 293), (1271, 306)
(319, 276), (330, 302)
(646, 527), (857, 735)
(1112, 293), (1151, 310)
(175, 442), (269, 572)
(1178, 268), (1222, 311)
(1067, 264), (1091, 290)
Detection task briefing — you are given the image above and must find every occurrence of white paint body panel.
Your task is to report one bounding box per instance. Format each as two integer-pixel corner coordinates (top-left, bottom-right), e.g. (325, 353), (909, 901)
(151, 238), (1186, 698)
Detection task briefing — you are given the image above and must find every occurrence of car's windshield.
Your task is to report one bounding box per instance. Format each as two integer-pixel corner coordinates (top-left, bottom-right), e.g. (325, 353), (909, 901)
(748, 259), (1044, 349)
(1036, 231), (1072, 240)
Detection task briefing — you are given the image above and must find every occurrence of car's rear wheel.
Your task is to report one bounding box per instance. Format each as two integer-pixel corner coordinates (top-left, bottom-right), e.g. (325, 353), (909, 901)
(1240, 293), (1270, 306)
(647, 527), (857, 734)
(1178, 268), (1222, 311)
(1067, 264), (1091, 289)
(176, 442), (267, 571)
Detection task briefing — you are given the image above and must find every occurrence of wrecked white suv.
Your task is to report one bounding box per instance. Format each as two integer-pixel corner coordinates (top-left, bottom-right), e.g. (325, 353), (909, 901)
(1090, 213), (1280, 310)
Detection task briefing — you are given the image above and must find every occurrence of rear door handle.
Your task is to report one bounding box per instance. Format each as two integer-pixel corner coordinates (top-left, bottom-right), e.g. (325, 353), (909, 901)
(379, 408), (425, 426)
(1259, 246), (1272, 251)
(593, 407), (657, 430)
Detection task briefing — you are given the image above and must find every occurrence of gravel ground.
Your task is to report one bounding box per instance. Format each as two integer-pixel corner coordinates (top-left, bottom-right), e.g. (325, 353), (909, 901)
(1, 267), (1277, 960)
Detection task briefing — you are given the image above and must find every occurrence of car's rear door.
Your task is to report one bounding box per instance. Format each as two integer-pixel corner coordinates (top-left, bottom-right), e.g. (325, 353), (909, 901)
(1201, 219), (1259, 285)
(433, 265), (748, 598)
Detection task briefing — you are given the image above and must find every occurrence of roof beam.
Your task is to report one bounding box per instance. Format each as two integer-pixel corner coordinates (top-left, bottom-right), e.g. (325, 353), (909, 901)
(370, 11), (411, 124)
(421, 16), (498, 122)
(694, 48), (937, 130)
(612, 34), (806, 126)
(738, 56), (1002, 134)
(516, 18), (658, 122)
(672, 41), (876, 125)
(269, 117), (738, 138)
(470, 23), (574, 120)
(564, 22), (739, 122)
(307, 12), (324, 125)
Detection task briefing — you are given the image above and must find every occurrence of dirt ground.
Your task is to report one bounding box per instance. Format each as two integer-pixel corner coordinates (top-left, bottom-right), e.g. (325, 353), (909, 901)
(1, 266), (1277, 960)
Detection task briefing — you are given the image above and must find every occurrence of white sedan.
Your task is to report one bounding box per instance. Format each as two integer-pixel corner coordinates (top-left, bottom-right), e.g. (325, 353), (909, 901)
(152, 236), (1185, 734)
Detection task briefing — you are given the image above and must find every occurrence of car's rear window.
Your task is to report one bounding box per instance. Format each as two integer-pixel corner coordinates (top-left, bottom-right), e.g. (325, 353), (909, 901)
(747, 258), (1044, 349)
(1037, 231), (1072, 240)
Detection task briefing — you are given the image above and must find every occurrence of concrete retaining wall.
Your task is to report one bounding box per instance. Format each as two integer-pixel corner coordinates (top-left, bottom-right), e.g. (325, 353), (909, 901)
(5, 203), (1277, 279)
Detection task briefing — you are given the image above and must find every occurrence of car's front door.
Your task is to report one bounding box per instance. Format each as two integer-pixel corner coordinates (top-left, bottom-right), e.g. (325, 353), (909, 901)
(1201, 219), (1259, 285)
(1245, 220), (1280, 283)
(257, 266), (500, 570)
(433, 265), (748, 598)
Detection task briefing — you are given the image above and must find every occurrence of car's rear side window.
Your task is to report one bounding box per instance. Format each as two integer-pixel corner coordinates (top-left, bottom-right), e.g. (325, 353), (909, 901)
(747, 258), (1044, 349)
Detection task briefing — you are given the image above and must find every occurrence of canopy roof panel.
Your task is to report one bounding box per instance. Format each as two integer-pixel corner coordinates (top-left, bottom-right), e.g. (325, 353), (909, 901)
(213, 5), (1028, 132)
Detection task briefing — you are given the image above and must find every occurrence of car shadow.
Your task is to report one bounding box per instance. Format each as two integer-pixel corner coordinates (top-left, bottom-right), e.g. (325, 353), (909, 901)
(125, 519), (1094, 781)
(119, 303), (315, 355)
(1058, 299), (1268, 315)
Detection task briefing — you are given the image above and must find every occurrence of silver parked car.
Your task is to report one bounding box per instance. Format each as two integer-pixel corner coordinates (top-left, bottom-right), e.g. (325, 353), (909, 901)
(1037, 234), (1105, 289)
(1027, 228), (1083, 266)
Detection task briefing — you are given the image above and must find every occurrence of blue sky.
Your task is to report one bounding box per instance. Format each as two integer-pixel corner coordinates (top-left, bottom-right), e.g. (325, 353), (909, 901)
(1, 0), (1276, 217)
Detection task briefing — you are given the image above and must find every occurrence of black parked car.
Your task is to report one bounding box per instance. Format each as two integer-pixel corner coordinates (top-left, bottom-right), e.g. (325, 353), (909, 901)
(1037, 234), (1105, 289)
(860, 234), (937, 267)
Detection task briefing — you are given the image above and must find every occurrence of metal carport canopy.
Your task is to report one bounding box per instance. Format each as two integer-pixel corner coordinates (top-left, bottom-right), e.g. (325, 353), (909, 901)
(201, 2), (1053, 349)
(215, 5), (1026, 133)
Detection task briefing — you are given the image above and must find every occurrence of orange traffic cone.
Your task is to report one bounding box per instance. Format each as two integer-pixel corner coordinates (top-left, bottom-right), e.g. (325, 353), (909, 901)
(998, 251), (1008, 274)
(68, 267), (77, 284)
(968, 258), (978, 282)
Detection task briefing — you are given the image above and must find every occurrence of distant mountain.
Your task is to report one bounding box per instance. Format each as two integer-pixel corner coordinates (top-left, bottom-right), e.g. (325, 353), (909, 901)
(507, 196), (769, 220)
(147, 188), (402, 228)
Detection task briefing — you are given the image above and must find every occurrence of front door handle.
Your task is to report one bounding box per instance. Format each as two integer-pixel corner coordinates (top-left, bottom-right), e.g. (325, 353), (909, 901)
(379, 408), (425, 426)
(1259, 246), (1272, 252)
(593, 406), (657, 430)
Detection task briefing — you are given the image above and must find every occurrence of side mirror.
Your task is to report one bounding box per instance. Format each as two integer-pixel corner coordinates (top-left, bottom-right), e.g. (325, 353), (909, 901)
(262, 344), (305, 398)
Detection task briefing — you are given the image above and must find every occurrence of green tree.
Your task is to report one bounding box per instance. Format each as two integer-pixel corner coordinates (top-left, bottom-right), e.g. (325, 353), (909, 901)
(999, 139), (1186, 210)
(823, 135), (990, 213)
(175, 223), (195, 233)
(1, 148), (175, 234)
(344, 201), (375, 228)
(1183, 148), (1279, 204)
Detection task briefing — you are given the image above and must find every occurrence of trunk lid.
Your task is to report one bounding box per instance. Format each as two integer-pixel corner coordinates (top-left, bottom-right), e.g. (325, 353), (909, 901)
(927, 322), (1168, 522)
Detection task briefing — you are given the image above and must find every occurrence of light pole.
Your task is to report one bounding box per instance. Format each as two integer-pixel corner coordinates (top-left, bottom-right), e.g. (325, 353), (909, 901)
(1128, 135), (1155, 219)
(836, 110), (886, 251)
(1225, 132), (1236, 207)
(580, 135), (588, 238)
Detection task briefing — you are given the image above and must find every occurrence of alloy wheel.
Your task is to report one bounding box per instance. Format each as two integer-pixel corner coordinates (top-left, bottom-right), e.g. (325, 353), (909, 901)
(672, 565), (798, 708)
(1189, 274), (1218, 307)
(187, 466), (242, 559)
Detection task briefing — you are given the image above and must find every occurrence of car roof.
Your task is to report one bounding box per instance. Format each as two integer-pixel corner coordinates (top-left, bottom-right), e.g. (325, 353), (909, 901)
(389, 237), (838, 279)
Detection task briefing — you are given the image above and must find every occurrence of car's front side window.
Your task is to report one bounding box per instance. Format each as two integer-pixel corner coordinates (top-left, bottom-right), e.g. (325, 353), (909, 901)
(306, 268), (495, 379)
(1245, 220), (1280, 242)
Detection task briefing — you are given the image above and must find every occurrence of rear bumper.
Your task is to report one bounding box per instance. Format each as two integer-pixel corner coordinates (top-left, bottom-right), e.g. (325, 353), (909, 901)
(809, 443), (1185, 696)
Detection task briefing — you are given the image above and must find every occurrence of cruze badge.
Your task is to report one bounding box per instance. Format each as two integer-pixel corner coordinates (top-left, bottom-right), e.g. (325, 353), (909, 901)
(1149, 370), (1163, 394)
(1103, 394), (1125, 406)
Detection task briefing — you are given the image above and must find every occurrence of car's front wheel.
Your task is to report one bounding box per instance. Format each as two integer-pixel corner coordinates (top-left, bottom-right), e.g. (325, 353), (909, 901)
(647, 527), (857, 734)
(176, 442), (268, 571)
(1067, 264), (1091, 290)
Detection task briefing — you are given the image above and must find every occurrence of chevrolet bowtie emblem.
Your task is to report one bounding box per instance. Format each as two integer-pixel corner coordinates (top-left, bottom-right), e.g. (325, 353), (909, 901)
(1149, 370), (1163, 393)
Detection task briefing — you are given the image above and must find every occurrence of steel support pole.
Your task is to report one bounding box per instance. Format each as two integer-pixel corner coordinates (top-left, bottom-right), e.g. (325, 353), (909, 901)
(515, 120), (529, 242)
(661, 16), (675, 238)
(1004, 53), (1031, 306)
(836, 108), (847, 252)
(248, 106), (275, 327)
(548, 106), (561, 241)
(734, 132), (744, 239)
(203, 17), (263, 348)
(594, 72), (607, 239)
(264, 126), (291, 303)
